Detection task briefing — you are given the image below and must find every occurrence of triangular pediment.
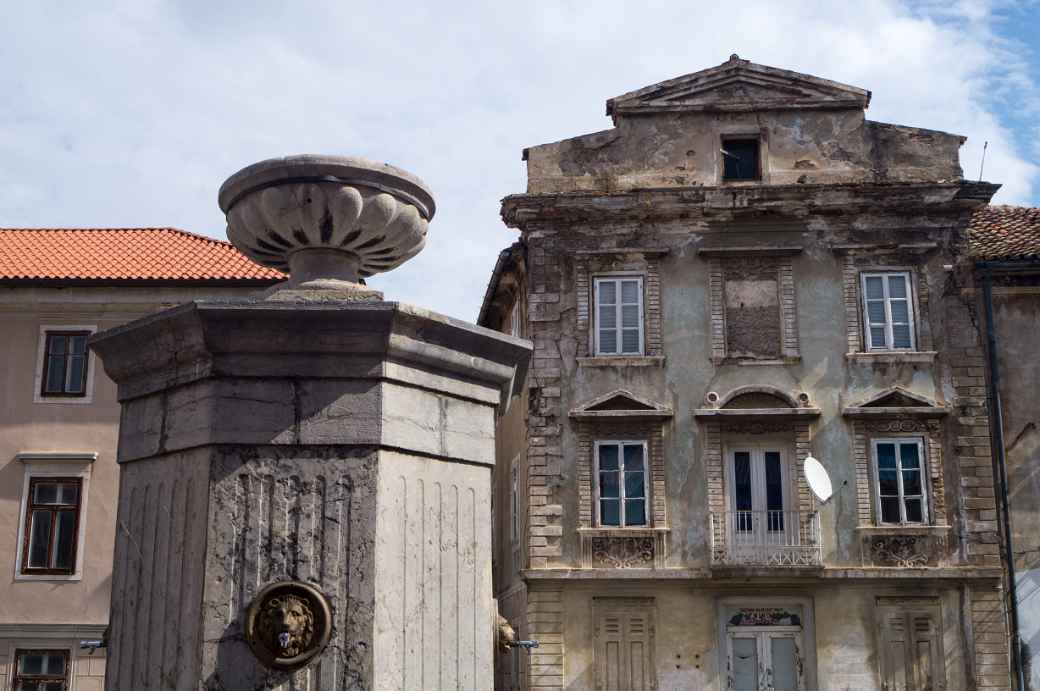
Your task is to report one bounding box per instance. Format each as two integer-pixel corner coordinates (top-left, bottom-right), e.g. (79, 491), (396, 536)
(570, 389), (673, 419)
(859, 387), (937, 409)
(607, 55), (870, 116)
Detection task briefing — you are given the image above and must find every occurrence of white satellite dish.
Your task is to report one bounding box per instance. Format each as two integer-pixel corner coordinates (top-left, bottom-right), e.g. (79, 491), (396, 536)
(803, 455), (833, 503)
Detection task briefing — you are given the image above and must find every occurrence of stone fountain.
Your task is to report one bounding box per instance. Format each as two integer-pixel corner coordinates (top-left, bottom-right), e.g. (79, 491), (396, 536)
(90, 155), (530, 689)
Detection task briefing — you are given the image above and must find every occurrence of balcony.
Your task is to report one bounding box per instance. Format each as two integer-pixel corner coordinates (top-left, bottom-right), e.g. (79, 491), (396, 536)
(710, 510), (822, 567)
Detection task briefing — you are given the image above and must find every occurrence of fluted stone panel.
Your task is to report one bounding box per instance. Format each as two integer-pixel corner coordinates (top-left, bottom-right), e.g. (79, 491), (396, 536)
(372, 451), (493, 690)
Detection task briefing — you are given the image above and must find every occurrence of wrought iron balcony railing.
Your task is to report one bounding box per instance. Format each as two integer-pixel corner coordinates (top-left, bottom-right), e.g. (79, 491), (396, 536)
(710, 510), (822, 567)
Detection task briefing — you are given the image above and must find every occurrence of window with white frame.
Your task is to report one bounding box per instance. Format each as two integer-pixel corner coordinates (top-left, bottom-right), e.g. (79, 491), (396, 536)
(872, 438), (928, 524)
(595, 441), (648, 527)
(861, 272), (915, 351)
(594, 277), (643, 356)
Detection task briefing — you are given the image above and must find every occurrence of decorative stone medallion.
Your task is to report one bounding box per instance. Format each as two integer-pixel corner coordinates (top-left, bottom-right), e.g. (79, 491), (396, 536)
(244, 580), (333, 671)
(589, 537), (655, 568)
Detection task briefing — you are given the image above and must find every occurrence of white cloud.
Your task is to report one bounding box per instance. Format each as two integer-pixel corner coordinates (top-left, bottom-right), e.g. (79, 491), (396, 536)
(0, 0), (1036, 320)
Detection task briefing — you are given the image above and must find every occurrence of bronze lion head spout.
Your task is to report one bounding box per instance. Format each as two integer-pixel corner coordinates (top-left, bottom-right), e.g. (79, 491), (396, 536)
(245, 581), (332, 671)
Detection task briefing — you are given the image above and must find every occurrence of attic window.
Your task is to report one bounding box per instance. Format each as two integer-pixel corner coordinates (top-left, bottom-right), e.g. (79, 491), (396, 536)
(721, 138), (760, 181)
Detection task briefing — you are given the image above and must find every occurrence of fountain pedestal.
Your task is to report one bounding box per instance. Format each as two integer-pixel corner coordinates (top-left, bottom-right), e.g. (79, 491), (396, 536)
(90, 156), (529, 689)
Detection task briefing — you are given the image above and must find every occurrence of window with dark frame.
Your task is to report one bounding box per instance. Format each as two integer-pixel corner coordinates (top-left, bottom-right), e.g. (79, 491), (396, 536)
(721, 138), (761, 181)
(21, 478), (82, 575)
(13, 649), (69, 690)
(41, 331), (90, 397)
(596, 441), (648, 527)
(872, 438), (928, 525)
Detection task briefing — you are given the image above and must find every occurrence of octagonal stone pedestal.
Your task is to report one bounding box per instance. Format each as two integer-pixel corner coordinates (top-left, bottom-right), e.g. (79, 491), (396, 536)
(90, 299), (529, 689)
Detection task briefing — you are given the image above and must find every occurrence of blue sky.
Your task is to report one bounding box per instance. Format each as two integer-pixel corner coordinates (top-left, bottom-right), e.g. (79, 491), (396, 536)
(1, 1), (1038, 321)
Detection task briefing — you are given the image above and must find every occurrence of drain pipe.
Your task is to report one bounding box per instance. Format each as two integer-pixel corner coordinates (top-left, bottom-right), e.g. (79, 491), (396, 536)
(980, 261), (1026, 691)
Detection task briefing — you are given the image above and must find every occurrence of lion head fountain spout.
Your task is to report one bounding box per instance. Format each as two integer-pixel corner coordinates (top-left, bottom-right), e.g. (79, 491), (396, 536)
(218, 155), (435, 297)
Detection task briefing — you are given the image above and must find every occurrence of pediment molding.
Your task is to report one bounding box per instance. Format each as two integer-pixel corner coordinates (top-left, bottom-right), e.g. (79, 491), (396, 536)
(569, 389), (673, 419)
(842, 386), (948, 418)
(607, 55), (870, 117)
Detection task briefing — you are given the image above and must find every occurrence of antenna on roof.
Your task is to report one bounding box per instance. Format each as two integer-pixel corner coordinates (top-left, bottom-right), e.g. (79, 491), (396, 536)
(979, 140), (988, 182)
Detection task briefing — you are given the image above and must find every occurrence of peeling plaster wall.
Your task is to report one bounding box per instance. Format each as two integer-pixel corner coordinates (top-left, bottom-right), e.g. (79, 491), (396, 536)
(525, 111), (964, 194)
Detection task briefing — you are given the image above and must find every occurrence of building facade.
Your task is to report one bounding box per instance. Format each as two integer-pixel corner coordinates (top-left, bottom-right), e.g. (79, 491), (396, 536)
(482, 56), (1013, 690)
(0, 228), (279, 690)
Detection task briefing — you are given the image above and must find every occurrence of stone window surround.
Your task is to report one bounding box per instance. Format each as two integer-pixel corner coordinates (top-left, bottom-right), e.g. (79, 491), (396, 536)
(702, 248), (800, 365)
(715, 595), (818, 691)
(576, 420), (668, 568)
(703, 419), (814, 560)
(840, 253), (935, 360)
(850, 418), (948, 530)
(592, 275), (645, 357)
(13, 453), (96, 582)
(7, 644), (75, 688)
(33, 324), (98, 405)
(575, 251), (663, 362)
(592, 439), (650, 528)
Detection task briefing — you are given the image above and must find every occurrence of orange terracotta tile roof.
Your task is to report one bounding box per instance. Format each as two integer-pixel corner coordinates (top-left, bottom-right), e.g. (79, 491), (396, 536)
(969, 205), (1040, 261)
(0, 227), (284, 283)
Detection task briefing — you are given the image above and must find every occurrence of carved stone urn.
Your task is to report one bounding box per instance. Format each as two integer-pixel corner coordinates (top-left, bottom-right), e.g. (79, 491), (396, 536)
(218, 155), (436, 294)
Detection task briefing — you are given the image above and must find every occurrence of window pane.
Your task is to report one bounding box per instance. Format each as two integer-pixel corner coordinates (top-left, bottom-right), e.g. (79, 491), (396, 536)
(870, 326), (886, 348)
(599, 470), (619, 499)
(731, 637), (759, 691)
(67, 355), (86, 393)
(600, 499), (620, 526)
(45, 355), (66, 393)
(47, 335), (66, 355)
(598, 330), (617, 354)
(34, 482), (59, 504)
(878, 469), (899, 496)
(58, 483), (79, 505)
(18, 682), (38, 691)
(45, 652), (66, 674)
(70, 334), (87, 354)
(765, 452), (784, 512)
(597, 281), (616, 304)
(905, 498), (923, 523)
(877, 443), (896, 469)
(18, 652), (44, 674)
(625, 499), (646, 526)
(28, 511), (53, 567)
(771, 637), (798, 691)
(888, 275), (907, 298)
(880, 497), (900, 523)
(865, 276), (885, 300)
(621, 328), (640, 354)
(620, 280), (639, 304)
(900, 443), (920, 469)
(52, 510), (76, 569)
(598, 305), (616, 329)
(45, 684), (65, 691)
(620, 304), (639, 329)
(624, 471), (645, 498)
(892, 324), (912, 349)
(890, 300), (909, 323)
(902, 470), (922, 496)
(599, 445), (619, 471)
(866, 300), (886, 324)
(623, 445), (644, 471)
(734, 452), (752, 512)
(722, 139), (759, 180)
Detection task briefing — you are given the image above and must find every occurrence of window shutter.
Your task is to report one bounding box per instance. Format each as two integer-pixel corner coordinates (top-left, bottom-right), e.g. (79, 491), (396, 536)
(596, 600), (656, 691)
(879, 612), (909, 691)
(910, 613), (944, 691)
(625, 612), (654, 691)
(597, 614), (624, 691)
(877, 602), (945, 691)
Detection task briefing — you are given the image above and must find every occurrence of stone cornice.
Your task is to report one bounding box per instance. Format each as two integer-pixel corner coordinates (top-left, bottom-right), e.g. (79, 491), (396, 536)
(501, 181), (1000, 228)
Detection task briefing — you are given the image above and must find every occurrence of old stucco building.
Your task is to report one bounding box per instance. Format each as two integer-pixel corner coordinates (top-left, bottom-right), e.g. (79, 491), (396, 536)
(481, 56), (1013, 690)
(0, 228), (279, 690)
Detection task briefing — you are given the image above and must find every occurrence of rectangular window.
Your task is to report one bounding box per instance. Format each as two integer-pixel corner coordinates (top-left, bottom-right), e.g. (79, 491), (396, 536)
(13, 649), (69, 690)
(40, 331), (90, 397)
(872, 439), (927, 525)
(722, 138), (761, 181)
(594, 277), (643, 356)
(21, 478), (82, 574)
(596, 441), (648, 527)
(861, 272), (915, 351)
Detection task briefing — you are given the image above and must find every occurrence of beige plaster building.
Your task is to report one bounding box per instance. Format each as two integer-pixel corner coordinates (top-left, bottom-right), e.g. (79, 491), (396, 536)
(482, 56), (1014, 690)
(0, 228), (279, 690)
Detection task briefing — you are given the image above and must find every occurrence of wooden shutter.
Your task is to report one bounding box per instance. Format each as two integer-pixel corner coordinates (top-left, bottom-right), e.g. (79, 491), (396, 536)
(876, 601), (945, 691)
(595, 599), (656, 691)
